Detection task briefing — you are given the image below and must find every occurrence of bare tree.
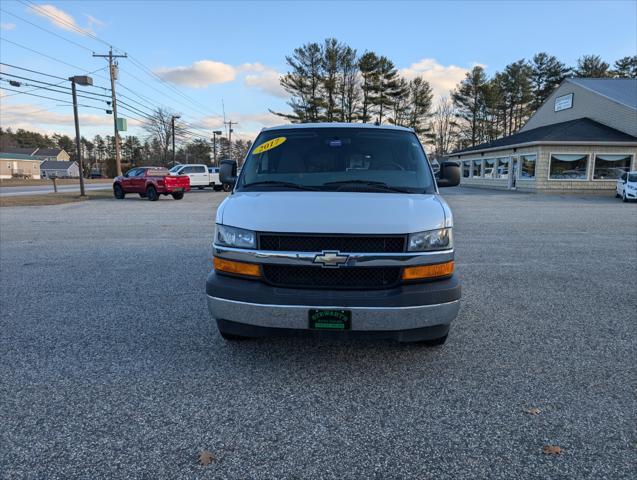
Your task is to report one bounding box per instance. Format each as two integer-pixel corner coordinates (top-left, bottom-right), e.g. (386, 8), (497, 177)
(428, 97), (461, 157)
(142, 107), (186, 165)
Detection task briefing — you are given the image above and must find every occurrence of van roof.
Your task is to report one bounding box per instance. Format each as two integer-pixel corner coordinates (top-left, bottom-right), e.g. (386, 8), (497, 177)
(262, 122), (414, 133)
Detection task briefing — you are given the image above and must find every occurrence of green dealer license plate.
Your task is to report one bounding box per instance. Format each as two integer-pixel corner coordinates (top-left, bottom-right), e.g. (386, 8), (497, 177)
(309, 309), (352, 330)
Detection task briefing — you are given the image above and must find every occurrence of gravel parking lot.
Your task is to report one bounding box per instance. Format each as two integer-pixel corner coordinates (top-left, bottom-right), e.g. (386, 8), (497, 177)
(1, 188), (635, 479)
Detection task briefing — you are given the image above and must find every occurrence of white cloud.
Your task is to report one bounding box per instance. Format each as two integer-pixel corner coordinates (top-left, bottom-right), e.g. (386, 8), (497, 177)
(28, 4), (98, 36)
(1, 22), (16, 31)
(154, 60), (286, 97)
(244, 67), (287, 98)
(155, 60), (236, 88)
(85, 14), (104, 29)
(399, 58), (471, 99)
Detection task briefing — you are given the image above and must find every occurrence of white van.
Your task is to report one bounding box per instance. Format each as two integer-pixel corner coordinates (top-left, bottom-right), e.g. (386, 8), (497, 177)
(207, 123), (461, 345)
(169, 164), (221, 190)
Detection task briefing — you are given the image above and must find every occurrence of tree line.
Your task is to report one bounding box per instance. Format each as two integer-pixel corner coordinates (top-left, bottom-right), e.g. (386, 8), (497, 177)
(274, 38), (636, 154)
(273, 38), (434, 134)
(0, 124), (251, 177)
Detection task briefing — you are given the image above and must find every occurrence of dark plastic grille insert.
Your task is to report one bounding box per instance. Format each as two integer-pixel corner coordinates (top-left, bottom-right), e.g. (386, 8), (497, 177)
(262, 265), (402, 290)
(258, 234), (405, 253)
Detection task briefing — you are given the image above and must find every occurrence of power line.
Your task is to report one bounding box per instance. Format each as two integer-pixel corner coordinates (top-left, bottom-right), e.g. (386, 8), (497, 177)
(0, 77), (110, 105)
(0, 72), (111, 98)
(0, 7), (94, 53)
(0, 86), (108, 111)
(0, 38), (108, 81)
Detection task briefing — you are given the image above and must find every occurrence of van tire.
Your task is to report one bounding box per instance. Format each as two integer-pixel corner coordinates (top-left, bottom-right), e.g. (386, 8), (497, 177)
(419, 334), (448, 347)
(219, 329), (250, 341)
(172, 192), (184, 200)
(146, 186), (159, 201)
(113, 184), (125, 199)
(223, 183), (232, 192)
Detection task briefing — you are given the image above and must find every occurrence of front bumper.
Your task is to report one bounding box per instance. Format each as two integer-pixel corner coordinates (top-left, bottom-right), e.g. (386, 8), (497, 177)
(624, 188), (637, 199)
(206, 271), (461, 333)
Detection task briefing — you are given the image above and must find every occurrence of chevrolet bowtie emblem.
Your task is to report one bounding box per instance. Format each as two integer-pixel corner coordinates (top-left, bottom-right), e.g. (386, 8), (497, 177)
(313, 251), (349, 268)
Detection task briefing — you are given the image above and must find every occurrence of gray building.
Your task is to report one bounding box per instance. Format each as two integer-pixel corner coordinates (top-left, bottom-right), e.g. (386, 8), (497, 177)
(40, 160), (80, 178)
(447, 78), (637, 193)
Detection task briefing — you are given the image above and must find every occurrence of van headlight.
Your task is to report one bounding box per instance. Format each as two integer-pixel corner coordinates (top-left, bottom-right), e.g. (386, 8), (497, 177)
(215, 224), (256, 249)
(408, 228), (453, 251)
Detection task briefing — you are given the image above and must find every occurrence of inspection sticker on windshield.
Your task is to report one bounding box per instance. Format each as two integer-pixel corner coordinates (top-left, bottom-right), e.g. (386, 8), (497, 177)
(253, 137), (286, 154)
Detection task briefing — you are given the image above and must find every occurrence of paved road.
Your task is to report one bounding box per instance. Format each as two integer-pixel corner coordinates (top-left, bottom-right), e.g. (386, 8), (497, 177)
(0, 182), (112, 197)
(1, 189), (635, 479)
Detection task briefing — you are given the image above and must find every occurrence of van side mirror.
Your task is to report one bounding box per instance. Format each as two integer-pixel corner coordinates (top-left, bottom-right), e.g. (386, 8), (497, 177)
(437, 161), (461, 188)
(219, 159), (237, 186)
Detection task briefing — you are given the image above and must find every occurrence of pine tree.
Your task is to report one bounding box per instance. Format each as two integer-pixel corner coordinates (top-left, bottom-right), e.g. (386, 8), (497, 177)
(575, 55), (611, 78)
(358, 51), (380, 123)
(374, 56), (400, 124)
(322, 38), (342, 122)
(452, 66), (488, 147)
(338, 45), (360, 122)
(530, 52), (571, 110)
(613, 56), (637, 78)
(279, 42), (325, 122)
(406, 77), (433, 134)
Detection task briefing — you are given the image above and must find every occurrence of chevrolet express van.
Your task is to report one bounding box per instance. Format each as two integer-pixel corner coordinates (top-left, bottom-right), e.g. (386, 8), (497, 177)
(207, 123), (461, 344)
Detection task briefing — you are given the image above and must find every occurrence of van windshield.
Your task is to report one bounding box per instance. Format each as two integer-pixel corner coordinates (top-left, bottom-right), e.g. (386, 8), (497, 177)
(236, 127), (435, 193)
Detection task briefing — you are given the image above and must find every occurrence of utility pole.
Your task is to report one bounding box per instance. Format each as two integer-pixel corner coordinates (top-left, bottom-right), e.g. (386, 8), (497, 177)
(224, 120), (238, 161)
(212, 130), (222, 166)
(171, 115), (181, 167)
(93, 47), (127, 176)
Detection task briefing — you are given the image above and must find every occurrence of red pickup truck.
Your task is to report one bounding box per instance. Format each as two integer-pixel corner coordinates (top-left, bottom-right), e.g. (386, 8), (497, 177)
(113, 167), (190, 201)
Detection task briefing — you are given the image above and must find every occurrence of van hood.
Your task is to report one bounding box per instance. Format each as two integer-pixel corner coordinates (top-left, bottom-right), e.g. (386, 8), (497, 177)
(217, 191), (447, 234)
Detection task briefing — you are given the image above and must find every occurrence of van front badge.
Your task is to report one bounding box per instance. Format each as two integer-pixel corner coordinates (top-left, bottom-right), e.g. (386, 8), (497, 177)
(313, 251), (349, 268)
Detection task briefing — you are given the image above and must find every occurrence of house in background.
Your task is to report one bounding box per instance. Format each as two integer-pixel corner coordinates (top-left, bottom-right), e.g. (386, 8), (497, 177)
(0, 153), (42, 179)
(40, 160), (80, 178)
(447, 78), (637, 194)
(0, 147), (70, 161)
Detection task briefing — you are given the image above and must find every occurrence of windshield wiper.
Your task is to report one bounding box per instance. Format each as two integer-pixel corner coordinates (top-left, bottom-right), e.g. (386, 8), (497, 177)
(241, 180), (319, 191)
(321, 180), (413, 193)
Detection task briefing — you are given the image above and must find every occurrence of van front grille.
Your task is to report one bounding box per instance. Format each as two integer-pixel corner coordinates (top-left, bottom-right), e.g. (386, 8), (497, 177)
(258, 234), (405, 253)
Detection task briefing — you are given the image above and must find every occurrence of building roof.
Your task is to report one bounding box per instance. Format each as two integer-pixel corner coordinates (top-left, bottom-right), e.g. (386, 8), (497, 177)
(262, 122), (413, 132)
(567, 78), (637, 110)
(452, 117), (637, 155)
(0, 152), (42, 161)
(40, 160), (77, 170)
(33, 148), (65, 158)
(0, 147), (38, 155)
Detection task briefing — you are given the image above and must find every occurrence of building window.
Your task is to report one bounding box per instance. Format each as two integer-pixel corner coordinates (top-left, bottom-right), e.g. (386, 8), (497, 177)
(592, 154), (632, 180)
(549, 154), (589, 180)
(519, 154), (536, 179)
(472, 160), (481, 178)
(495, 157), (509, 179)
(462, 161), (470, 178)
(484, 158), (495, 178)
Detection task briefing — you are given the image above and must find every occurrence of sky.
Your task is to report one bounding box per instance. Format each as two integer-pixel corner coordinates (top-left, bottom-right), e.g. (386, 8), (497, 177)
(0, 0), (636, 143)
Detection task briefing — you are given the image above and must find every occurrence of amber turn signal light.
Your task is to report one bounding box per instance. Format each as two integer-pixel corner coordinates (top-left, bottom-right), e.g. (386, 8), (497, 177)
(214, 257), (261, 278)
(402, 261), (454, 281)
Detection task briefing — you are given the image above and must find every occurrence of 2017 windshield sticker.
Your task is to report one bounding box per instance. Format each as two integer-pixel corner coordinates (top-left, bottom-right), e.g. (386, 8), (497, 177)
(253, 137), (286, 154)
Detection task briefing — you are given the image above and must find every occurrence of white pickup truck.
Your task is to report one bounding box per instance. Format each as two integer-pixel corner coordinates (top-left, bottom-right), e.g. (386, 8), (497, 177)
(169, 164), (221, 190)
(207, 123), (461, 345)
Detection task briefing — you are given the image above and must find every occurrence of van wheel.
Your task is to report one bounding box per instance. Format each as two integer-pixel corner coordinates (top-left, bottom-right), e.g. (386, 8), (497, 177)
(223, 183), (232, 192)
(113, 184), (125, 199)
(172, 192), (184, 200)
(146, 186), (158, 201)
